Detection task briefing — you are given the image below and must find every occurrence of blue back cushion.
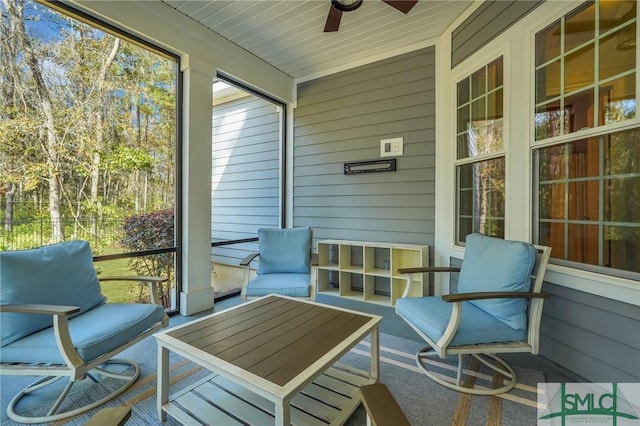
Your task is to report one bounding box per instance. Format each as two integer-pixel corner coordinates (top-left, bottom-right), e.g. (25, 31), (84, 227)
(257, 227), (311, 275)
(458, 233), (536, 330)
(0, 240), (105, 346)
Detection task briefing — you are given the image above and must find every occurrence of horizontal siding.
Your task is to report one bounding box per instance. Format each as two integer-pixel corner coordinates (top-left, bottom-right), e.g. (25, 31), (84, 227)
(296, 54), (434, 105)
(540, 283), (640, 382)
(451, 0), (544, 68)
(293, 48), (436, 253)
(211, 93), (281, 264)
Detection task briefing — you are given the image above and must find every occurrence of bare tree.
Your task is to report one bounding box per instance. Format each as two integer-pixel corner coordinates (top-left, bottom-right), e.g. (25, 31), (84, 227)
(3, 0), (63, 241)
(1, 0), (20, 231)
(89, 37), (120, 235)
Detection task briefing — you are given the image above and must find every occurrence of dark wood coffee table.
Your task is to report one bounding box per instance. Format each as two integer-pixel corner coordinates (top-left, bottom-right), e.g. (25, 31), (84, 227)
(155, 294), (382, 425)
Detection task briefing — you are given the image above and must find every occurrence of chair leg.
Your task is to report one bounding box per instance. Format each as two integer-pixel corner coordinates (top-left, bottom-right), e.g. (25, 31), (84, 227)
(48, 378), (75, 416)
(471, 353), (517, 394)
(414, 347), (518, 396)
(7, 359), (140, 424)
(456, 354), (464, 386)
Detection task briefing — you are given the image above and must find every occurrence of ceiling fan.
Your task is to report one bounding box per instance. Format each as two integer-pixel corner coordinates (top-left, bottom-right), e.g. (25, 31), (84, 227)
(324, 0), (418, 32)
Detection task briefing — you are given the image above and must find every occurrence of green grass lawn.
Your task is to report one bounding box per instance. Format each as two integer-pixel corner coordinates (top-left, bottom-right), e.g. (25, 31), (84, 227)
(94, 247), (147, 303)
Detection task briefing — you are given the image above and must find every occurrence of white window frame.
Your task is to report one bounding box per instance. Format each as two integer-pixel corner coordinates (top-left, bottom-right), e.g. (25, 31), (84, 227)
(435, 0), (640, 306)
(529, 1), (640, 305)
(454, 56), (507, 244)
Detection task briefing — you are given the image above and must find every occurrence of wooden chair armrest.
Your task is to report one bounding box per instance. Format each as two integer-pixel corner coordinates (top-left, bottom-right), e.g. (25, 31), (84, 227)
(99, 275), (168, 283)
(397, 266), (461, 274)
(0, 303), (80, 315)
(86, 406), (132, 426)
(399, 267), (460, 298)
(360, 383), (410, 426)
(442, 291), (550, 303)
(240, 252), (259, 266)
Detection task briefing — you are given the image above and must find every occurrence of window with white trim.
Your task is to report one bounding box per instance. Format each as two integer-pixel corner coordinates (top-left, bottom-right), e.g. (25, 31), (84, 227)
(533, 0), (639, 278)
(455, 56), (505, 244)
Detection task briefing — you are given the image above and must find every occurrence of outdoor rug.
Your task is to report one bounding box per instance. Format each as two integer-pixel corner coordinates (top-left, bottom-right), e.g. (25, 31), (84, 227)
(6, 333), (544, 426)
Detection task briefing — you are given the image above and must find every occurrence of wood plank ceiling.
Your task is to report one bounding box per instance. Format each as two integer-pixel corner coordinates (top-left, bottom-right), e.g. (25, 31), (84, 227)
(161, 0), (473, 81)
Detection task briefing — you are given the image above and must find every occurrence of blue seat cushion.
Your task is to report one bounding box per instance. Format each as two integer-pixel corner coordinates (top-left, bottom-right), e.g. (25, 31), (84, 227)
(0, 240), (106, 347)
(0, 303), (165, 364)
(458, 233), (536, 330)
(396, 296), (526, 346)
(257, 227), (311, 275)
(246, 273), (311, 298)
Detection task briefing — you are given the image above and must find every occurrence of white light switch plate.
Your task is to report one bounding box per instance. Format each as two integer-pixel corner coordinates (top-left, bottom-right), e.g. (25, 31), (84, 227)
(380, 137), (403, 157)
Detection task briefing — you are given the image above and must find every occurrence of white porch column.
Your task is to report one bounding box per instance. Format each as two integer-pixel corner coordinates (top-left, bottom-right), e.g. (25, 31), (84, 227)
(180, 55), (216, 315)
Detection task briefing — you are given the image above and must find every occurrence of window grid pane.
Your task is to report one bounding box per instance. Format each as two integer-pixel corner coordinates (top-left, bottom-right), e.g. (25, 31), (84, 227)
(535, 128), (640, 275)
(457, 157), (506, 244)
(456, 57), (504, 160)
(534, 0), (636, 141)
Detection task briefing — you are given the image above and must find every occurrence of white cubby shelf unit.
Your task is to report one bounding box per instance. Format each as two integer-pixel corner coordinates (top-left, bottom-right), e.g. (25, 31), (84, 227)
(315, 240), (429, 306)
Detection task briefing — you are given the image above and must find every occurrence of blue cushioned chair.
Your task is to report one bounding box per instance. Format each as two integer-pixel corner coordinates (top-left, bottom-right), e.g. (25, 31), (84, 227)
(240, 227), (317, 300)
(0, 240), (168, 423)
(395, 233), (551, 395)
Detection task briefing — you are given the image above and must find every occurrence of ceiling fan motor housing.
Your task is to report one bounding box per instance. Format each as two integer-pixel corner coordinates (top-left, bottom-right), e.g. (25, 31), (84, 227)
(332, 0), (364, 12)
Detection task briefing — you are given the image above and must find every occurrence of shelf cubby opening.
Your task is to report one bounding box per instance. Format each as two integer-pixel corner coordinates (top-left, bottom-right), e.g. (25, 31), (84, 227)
(318, 243), (340, 268)
(339, 271), (363, 298)
(317, 269), (339, 294)
(364, 246), (391, 276)
(392, 248), (422, 274)
(340, 244), (363, 272)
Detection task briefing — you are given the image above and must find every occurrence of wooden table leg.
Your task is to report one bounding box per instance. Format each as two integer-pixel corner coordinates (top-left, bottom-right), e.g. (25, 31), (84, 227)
(157, 345), (169, 421)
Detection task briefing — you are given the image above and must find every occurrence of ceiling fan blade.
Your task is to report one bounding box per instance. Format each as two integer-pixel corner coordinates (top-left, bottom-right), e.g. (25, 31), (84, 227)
(324, 5), (343, 32)
(382, 0), (418, 14)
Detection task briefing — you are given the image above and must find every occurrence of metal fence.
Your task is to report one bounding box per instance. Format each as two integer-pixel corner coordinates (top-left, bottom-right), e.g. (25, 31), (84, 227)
(0, 218), (125, 250)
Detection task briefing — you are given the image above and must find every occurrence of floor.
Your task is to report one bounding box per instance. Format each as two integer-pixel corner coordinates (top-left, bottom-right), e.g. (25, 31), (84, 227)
(0, 293), (583, 424)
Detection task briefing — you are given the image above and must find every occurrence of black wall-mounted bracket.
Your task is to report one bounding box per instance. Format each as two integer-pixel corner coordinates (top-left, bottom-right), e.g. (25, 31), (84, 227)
(344, 158), (396, 175)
